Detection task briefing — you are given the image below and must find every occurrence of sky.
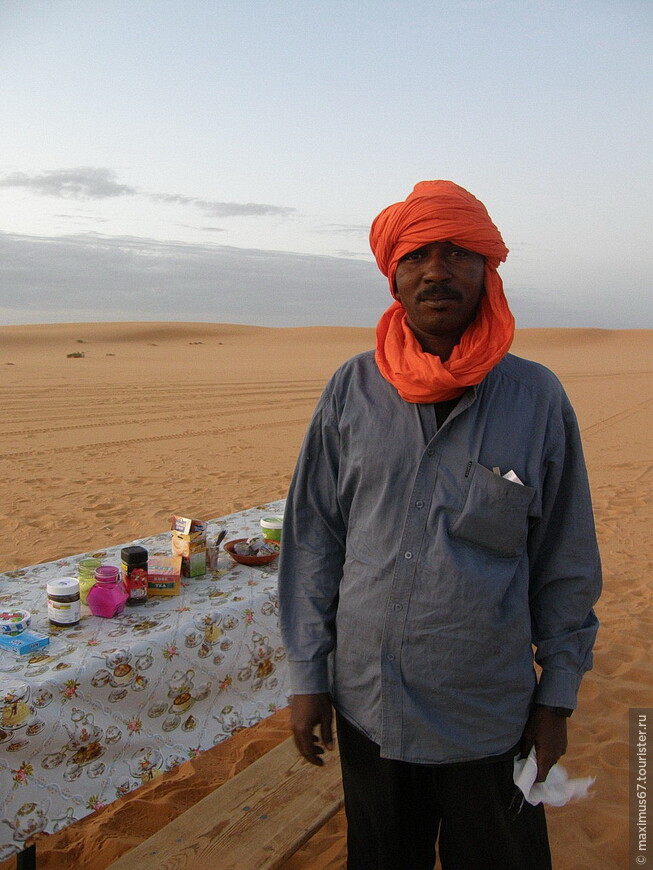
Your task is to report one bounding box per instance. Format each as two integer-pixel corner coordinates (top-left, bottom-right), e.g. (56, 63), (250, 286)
(0, 0), (650, 329)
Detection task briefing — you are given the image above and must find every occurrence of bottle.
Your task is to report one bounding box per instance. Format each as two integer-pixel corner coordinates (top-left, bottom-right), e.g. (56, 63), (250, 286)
(86, 566), (128, 618)
(47, 578), (81, 627)
(121, 546), (148, 606)
(77, 558), (102, 605)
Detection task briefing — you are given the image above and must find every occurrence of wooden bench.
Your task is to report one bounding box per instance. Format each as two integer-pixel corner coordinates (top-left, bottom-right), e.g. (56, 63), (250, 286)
(105, 736), (344, 870)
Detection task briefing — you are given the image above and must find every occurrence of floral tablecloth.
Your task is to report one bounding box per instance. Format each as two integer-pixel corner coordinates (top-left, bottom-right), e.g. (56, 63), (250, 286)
(0, 500), (289, 860)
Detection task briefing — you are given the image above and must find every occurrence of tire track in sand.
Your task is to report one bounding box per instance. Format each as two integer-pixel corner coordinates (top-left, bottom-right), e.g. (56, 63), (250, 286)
(0, 417), (310, 461)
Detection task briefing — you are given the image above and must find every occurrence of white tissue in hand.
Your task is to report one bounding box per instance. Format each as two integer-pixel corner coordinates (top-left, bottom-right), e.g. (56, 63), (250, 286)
(513, 747), (595, 807)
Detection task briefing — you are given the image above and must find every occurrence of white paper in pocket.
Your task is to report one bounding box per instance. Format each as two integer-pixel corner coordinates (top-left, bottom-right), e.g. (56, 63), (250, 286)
(502, 469), (524, 485)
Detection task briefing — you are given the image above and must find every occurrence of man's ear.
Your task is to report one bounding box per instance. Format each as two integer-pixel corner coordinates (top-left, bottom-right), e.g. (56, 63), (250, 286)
(391, 279), (399, 301)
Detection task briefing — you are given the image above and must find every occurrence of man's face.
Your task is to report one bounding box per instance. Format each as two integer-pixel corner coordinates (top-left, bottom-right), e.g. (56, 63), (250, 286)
(393, 240), (485, 352)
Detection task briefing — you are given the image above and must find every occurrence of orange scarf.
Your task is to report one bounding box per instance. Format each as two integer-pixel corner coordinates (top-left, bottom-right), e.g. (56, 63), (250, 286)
(370, 180), (514, 403)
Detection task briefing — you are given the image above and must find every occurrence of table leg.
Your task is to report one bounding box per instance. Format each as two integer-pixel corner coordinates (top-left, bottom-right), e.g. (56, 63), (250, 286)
(16, 844), (35, 870)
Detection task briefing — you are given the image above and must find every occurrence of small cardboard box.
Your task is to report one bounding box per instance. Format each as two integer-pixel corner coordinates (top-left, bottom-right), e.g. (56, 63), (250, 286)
(147, 554), (182, 597)
(0, 630), (50, 655)
(171, 515), (207, 577)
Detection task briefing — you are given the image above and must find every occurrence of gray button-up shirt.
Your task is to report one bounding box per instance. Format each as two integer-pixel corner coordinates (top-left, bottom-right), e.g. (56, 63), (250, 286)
(278, 351), (601, 764)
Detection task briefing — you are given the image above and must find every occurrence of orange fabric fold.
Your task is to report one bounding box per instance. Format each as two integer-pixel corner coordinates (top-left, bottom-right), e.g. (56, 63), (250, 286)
(370, 180), (515, 403)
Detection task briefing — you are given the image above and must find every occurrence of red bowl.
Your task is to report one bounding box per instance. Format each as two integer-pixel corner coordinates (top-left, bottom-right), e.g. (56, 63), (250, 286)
(223, 538), (280, 566)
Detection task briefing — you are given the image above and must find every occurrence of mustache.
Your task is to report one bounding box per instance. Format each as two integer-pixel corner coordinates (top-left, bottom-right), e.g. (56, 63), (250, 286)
(416, 285), (463, 303)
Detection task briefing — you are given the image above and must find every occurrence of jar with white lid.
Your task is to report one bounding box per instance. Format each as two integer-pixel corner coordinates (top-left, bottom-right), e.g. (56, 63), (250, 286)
(260, 515), (283, 543)
(47, 578), (81, 627)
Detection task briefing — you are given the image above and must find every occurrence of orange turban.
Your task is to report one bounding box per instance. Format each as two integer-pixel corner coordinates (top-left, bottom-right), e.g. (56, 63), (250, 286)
(370, 180), (515, 403)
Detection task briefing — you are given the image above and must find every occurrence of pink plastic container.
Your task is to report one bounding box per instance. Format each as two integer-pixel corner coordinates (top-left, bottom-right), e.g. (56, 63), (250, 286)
(86, 566), (128, 618)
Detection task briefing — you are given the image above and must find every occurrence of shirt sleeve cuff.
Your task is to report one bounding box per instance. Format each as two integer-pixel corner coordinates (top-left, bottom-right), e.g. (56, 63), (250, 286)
(287, 658), (331, 695)
(534, 668), (582, 710)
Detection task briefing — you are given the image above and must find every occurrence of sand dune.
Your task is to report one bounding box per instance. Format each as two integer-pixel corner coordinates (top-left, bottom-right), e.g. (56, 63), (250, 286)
(1, 322), (373, 570)
(1, 323), (651, 869)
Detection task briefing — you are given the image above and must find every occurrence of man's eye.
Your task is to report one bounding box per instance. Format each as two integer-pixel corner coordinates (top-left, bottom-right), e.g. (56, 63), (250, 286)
(449, 248), (469, 258)
(400, 249), (425, 262)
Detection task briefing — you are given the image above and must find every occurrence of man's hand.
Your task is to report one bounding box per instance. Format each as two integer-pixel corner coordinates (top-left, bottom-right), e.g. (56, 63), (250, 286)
(520, 705), (568, 782)
(289, 692), (334, 766)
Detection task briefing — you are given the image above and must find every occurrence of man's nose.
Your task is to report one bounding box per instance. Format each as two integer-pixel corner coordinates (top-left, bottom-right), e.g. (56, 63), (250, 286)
(422, 252), (451, 281)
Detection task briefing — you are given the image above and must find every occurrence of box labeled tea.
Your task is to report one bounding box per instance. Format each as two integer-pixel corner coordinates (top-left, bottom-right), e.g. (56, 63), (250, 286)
(147, 554), (182, 596)
(171, 516), (207, 577)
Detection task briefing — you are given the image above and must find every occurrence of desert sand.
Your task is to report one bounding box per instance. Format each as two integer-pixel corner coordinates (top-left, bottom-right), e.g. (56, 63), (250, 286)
(1, 322), (651, 869)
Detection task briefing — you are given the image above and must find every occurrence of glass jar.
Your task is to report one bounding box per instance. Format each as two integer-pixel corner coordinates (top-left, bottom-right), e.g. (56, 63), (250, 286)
(77, 558), (102, 605)
(121, 546), (148, 606)
(86, 566), (128, 618)
(47, 578), (81, 627)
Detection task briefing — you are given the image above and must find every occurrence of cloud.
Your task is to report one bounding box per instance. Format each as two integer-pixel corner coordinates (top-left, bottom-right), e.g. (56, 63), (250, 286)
(334, 249), (373, 259)
(310, 225), (372, 259)
(177, 223), (226, 233)
(148, 192), (196, 206)
(315, 223), (369, 235)
(0, 230), (385, 327)
(198, 200), (295, 217)
(54, 214), (110, 225)
(149, 192), (294, 217)
(1, 167), (296, 218)
(0, 167), (137, 199)
(1, 230), (647, 329)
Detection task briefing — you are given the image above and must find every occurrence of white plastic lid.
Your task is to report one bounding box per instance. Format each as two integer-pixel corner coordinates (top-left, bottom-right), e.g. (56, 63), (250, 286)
(47, 577), (80, 595)
(260, 515), (283, 529)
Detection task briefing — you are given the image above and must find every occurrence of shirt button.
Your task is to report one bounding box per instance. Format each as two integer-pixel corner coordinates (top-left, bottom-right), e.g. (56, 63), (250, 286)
(404, 551), (412, 560)
(415, 500), (424, 509)
(393, 603), (403, 611)
(426, 448), (434, 456)
(387, 653), (395, 661)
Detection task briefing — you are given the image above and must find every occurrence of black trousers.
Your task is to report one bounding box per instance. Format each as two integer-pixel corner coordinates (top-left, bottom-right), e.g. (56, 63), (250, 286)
(336, 712), (552, 870)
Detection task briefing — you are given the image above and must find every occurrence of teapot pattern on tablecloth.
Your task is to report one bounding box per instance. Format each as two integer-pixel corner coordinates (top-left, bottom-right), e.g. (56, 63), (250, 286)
(90, 647), (154, 699)
(237, 631), (286, 691)
(41, 708), (109, 783)
(0, 684), (51, 749)
(0, 800), (50, 858)
(0, 502), (290, 859)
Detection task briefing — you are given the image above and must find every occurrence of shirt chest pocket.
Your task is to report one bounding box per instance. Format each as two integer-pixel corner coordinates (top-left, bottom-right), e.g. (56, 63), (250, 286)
(448, 461), (535, 557)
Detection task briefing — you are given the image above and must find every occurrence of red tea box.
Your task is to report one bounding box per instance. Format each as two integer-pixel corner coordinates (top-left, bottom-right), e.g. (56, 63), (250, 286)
(147, 554), (182, 597)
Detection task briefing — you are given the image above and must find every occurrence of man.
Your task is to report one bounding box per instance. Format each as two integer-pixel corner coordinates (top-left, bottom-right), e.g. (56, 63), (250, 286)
(278, 180), (601, 869)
